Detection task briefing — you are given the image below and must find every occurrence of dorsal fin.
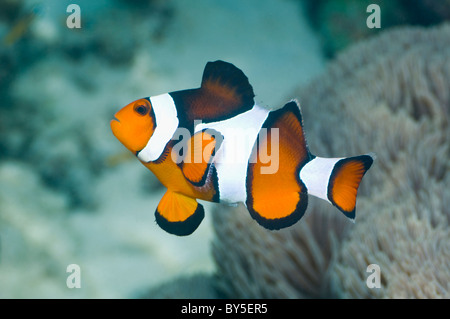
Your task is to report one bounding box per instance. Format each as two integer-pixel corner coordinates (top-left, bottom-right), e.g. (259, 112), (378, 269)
(169, 61), (255, 126)
(201, 60), (255, 109)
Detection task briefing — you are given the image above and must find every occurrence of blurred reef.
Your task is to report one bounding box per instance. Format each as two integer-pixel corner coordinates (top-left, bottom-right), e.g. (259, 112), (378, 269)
(136, 273), (220, 299)
(0, 0), (324, 298)
(304, 0), (450, 57)
(212, 23), (450, 298)
(137, 22), (450, 299)
(0, 0), (174, 208)
(1, 0), (448, 299)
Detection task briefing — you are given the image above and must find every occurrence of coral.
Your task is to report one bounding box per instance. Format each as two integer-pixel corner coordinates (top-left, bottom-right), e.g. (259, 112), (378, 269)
(305, 23), (450, 299)
(212, 24), (450, 298)
(0, 1), (174, 207)
(303, 0), (407, 57)
(0, 0), (326, 298)
(303, 0), (448, 57)
(212, 200), (350, 298)
(0, 161), (83, 298)
(407, 0), (450, 23)
(0, 0), (23, 22)
(136, 273), (219, 299)
(329, 184), (450, 298)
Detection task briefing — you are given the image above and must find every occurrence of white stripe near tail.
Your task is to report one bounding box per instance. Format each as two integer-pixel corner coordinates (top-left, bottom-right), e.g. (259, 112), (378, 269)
(300, 154), (374, 220)
(300, 156), (341, 203)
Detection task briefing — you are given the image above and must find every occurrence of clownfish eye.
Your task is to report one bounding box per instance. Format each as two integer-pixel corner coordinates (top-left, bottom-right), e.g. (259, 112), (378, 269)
(134, 103), (150, 116)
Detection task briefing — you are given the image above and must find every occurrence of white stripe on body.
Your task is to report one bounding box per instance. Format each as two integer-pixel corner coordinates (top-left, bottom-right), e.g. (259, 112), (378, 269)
(137, 93), (179, 162)
(195, 104), (270, 204)
(300, 156), (342, 203)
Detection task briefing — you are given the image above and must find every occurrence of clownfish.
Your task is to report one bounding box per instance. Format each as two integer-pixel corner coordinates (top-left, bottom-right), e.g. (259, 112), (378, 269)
(111, 61), (374, 236)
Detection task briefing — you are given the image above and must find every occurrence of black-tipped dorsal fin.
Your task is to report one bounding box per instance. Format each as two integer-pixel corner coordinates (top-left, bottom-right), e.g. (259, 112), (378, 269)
(201, 60), (255, 110)
(169, 61), (255, 126)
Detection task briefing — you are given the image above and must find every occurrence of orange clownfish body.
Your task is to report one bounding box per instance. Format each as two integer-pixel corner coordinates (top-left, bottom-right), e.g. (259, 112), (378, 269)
(111, 61), (374, 236)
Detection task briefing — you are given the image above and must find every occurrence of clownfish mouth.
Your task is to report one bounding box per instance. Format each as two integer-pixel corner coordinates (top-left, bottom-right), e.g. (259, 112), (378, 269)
(110, 116), (121, 140)
(111, 116), (120, 123)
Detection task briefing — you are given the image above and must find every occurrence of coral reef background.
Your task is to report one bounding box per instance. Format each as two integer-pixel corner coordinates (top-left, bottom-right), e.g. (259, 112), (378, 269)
(1, 0), (448, 299)
(304, 0), (450, 57)
(213, 24), (450, 298)
(0, 0), (324, 298)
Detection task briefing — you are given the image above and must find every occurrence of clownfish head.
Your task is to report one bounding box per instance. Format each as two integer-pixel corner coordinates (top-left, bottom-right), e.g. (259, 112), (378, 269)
(110, 98), (156, 154)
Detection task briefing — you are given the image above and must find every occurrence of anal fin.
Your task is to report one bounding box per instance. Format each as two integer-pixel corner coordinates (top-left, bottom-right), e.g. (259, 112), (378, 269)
(155, 191), (205, 236)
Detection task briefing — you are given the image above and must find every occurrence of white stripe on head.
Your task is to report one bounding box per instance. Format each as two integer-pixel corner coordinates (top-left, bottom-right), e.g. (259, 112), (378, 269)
(300, 156), (342, 203)
(137, 93), (179, 162)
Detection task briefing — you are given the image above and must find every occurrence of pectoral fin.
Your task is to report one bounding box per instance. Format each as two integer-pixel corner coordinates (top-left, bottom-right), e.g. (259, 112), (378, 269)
(180, 129), (222, 186)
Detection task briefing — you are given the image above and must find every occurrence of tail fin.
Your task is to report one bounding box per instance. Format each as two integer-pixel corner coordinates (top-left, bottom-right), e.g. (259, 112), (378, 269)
(300, 154), (374, 220)
(327, 154), (374, 219)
